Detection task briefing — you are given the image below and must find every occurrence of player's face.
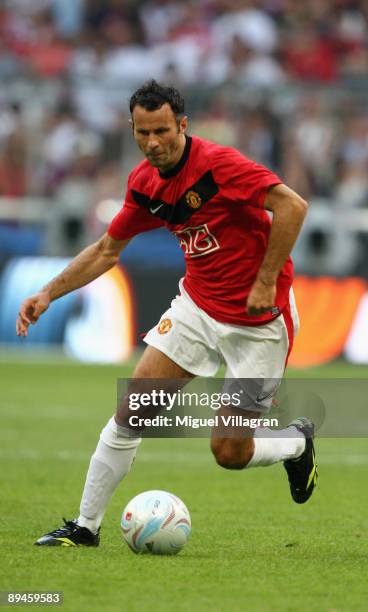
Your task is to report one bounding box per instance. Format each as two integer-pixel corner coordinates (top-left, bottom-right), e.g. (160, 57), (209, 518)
(131, 104), (187, 172)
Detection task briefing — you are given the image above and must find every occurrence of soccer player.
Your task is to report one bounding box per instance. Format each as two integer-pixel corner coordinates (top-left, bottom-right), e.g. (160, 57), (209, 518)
(16, 80), (317, 547)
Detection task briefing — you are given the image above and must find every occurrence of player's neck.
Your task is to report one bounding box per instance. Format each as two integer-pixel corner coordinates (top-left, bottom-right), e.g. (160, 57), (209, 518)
(159, 134), (187, 174)
(158, 134), (190, 178)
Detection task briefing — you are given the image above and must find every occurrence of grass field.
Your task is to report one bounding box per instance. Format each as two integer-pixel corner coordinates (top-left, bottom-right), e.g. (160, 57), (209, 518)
(1, 356), (368, 611)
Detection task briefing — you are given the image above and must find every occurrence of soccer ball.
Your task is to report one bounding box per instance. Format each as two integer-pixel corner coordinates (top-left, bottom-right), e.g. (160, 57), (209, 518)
(121, 490), (191, 555)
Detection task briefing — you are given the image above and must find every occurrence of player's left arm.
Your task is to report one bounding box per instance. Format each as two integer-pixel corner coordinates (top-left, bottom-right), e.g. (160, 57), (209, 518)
(246, 183), (308, 316)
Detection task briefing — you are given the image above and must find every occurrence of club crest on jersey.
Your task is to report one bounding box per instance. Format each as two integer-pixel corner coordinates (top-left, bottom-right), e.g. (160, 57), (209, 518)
(185, 190), (202, 209)
(158, 318), (173, 335)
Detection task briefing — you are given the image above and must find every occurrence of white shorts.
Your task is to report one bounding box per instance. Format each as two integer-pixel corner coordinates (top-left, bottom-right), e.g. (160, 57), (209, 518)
(144, 281), (299, 410)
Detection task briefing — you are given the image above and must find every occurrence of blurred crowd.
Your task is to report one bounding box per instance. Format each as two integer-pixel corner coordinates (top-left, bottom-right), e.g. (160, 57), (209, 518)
(2, 0), (368, 84)
(1, 0), (368, 243)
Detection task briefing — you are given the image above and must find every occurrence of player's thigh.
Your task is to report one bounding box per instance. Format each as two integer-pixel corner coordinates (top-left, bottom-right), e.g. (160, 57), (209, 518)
(143, 290), (221, 377)
(223, 316), (289, 379)
(220, 315), (290, 413)
(133, 345), (194, 379)
(116, 346), (194, 427)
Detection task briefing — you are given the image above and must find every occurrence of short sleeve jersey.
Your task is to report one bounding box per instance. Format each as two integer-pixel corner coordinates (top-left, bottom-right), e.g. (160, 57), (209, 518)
(108, 135), (293, 326)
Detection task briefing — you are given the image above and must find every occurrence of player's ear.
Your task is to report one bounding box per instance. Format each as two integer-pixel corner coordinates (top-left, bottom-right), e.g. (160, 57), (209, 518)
(178, 115), (188, 134)
(129, 117), (134, 132)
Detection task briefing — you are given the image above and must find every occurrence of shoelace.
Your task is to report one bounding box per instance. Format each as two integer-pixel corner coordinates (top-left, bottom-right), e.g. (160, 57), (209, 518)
(46, 518), (77, 537)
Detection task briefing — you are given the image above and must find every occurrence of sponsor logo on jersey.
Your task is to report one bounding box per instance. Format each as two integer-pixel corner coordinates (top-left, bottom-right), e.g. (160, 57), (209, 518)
(125, 512), (132, 520)
(185, 190), (202, 209)
(174, 224), (220, 258)
(158, 318), (173, 334)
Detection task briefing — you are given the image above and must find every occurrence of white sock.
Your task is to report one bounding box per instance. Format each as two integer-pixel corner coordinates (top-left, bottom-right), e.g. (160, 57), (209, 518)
(77, 416), (141, 533)
(247, 426), (305, 468)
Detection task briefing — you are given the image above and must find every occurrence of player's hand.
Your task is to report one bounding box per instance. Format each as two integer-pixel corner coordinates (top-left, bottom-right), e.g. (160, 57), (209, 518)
(246, 278), (277, 316)
(16, 291), (51, 337)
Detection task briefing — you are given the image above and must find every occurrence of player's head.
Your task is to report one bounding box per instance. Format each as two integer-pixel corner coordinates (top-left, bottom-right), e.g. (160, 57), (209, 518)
(129, 80), (187, 172)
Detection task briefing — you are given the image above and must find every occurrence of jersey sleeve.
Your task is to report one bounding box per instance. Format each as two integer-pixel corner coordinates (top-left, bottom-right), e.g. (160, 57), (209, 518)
(212, 147), (282, 209)
(108, 174), (164, 241)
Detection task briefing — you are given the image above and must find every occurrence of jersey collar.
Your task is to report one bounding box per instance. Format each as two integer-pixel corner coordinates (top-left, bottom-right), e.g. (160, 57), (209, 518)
(158, 136), (192, 179)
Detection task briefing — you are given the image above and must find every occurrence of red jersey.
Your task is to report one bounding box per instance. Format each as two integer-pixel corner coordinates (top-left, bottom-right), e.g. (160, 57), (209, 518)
(108, 135), (293, 326)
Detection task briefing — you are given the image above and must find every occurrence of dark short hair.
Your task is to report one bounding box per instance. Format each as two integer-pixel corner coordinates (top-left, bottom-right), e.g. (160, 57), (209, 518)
(129, 80), (185, 118)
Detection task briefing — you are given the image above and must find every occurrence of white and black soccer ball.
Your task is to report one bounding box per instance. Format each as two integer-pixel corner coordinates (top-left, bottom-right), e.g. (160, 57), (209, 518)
(121, 490), (191, 555)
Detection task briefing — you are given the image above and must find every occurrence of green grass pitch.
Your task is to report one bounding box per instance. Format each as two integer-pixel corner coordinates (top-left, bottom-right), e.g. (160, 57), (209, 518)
(1, 355), (368, 611)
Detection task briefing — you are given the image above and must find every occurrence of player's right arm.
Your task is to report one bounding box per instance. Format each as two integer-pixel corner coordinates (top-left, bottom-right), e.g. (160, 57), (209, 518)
(16, 233), (130, 337)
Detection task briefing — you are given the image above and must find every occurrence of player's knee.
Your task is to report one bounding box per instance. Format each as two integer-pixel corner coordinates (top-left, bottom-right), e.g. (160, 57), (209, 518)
(210, 438), (253, 470)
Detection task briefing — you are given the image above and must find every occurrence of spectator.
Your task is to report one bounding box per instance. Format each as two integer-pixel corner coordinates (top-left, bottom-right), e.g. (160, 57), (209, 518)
(52, 0), (85, 40)
(139, 0), (186, 46)
(226, 35), (286, 86)
(236, 105), (281, 170)
(291, 96), (339, 196)
(70, 33), (154, 131)
(0, 123), (27, 197)
(0, 0), (368, 223)
(211, 0), (279, 54)
(42, 101), (82, 194)
(282, 25), (338, 82)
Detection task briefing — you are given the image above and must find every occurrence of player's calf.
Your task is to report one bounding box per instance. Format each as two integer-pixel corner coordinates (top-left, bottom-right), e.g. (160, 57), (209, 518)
(210, 405), (258, 469)
(210, 437), (254, 470)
